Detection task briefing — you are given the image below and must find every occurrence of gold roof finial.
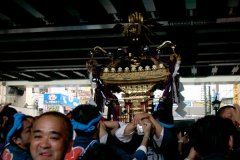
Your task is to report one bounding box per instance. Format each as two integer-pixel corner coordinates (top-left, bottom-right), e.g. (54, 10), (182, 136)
(128, 12), (143, 23)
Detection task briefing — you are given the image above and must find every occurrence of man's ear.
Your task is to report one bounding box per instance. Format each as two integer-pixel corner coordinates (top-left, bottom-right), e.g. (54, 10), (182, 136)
(12, 136), (22, 146)
(229, 135), (234, 150)
(3, 116), (8, 121)
(2, 116), (8, 126)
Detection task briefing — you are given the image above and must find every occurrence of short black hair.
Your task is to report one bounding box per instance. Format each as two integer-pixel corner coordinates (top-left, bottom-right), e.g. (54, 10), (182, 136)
(0, 106), (18, 143)
(217, 105), (235, 117)
(188, 115), (236, 156)
(0, 106), (17, 118)
(71, 104), (100, 124)
(70, 104), (101, 136)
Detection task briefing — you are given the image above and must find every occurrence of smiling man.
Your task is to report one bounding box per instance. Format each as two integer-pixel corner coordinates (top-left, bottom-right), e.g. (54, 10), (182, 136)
(30, 112), (73, 160)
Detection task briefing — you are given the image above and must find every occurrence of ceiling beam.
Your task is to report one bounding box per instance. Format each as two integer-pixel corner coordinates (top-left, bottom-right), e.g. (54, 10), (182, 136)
(0, 13), (16, 26)
(0, 24), (116, 34)
(142, 0), (156, 19)
(197, 52), (240, 56)
(2, 74), (18, 79)
(0, 57), (109, 63)
(23, 68), (87, 72)
(185, 0), (196, 16)
(180, 76), (240, 84)
(54, 72), (69, 78)
(5, 80), (91, 87)
(14, 0), (50, 24)
(36, 72), (51, 78)
(196, 60), (240, 64)
(227, 0), (239, 16)
(18, 73), (35, 79)
(98, 0), (119, 21)
(64, 4), (86, 23)
(17, 65), (86, 69)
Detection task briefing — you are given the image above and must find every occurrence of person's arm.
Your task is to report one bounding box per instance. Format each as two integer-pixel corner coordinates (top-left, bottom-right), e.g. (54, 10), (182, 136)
(102, 120), (121, 135)
(146, 114), (163, 139)
(132, 121), (152, 160)
(115, 122), (135, 143)
(99, 120), (122, 144)
(99, 121), (108, 139)
(123, 122), (136, 135)
(184, 147), (200, 160)
(139, 121), (151, 146)
(99, 120), (122, 137)
(177, 131), (189, 156)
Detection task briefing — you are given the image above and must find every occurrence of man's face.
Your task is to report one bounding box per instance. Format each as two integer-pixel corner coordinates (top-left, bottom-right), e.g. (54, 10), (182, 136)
(221, 108), (239, 127)
(221, 108), (234, 121)
(18, 119), (32, 150)
(30, 115), (70, 160)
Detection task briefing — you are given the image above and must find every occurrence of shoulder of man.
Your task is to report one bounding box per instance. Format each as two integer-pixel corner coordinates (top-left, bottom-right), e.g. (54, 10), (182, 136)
(1, 143), (32, 160)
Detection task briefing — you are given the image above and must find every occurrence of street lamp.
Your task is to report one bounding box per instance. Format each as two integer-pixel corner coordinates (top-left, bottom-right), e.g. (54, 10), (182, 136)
(212, 97), (221, 115)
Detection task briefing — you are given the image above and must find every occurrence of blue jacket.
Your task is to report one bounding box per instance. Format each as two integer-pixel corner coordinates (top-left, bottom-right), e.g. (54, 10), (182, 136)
(73, 136), (147, 160)
(1, 143), (32, 160)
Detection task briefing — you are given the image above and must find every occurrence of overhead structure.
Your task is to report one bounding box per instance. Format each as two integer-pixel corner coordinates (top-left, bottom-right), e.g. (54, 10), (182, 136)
(0, 0), (240, 81)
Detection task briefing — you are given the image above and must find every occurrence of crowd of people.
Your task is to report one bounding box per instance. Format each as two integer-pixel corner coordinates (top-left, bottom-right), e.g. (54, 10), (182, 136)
(1, 102), (240, 160)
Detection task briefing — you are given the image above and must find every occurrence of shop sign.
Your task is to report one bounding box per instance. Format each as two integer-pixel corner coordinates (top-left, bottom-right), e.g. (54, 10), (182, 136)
(44, 94), (80, 107)
(47, 105), (59, 111)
